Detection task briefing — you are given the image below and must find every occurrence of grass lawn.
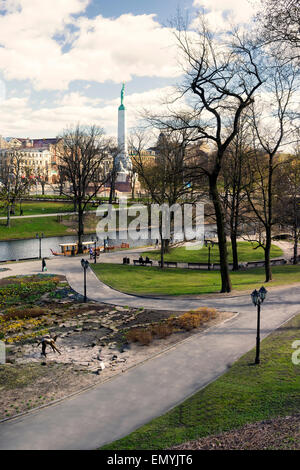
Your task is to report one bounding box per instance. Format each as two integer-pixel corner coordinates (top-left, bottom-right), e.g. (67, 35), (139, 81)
(0, 201), (96, 217)
(101, 313), (300, 450)
(143, 241), (283, 264)
(0, 216), (72, 240)
(92, 263), (300, 296)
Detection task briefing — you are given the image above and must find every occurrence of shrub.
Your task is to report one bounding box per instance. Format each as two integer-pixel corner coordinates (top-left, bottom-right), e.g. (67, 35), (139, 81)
(151, 323), (174, 339)
(175, 312), (201, 331)
(3, 306), (46, 321)
(174, 307), (217, 331)
(126, 328), (153, 345)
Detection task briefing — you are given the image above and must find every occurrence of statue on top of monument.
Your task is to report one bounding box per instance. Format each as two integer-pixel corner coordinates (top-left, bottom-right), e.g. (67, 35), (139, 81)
(121, 83), (125, 106)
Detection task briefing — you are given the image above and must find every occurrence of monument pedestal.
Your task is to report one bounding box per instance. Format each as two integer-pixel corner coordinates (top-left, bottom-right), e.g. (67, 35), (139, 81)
(115, 172), (131, 192)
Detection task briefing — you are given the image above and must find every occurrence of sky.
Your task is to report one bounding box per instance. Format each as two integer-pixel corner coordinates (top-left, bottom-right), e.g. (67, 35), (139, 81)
(0, 0), (259, 140)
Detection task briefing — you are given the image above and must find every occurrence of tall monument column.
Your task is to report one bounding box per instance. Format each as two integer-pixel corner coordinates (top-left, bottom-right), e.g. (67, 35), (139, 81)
(116, 83), (132, 185)
(118, 83), (128, 157)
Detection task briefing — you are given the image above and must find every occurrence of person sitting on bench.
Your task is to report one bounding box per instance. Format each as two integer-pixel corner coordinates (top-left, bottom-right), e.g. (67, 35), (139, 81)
(145, 256), (150, 264)
(139, 256), (144, 264)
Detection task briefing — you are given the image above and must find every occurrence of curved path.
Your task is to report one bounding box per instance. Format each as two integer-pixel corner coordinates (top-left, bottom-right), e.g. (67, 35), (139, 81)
(0, 256), (299, 449)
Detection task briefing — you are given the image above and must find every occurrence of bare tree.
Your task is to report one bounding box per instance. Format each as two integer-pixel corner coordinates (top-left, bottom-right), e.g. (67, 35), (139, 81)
(256, 0), (300, 63)
(0, 149), (33, 227)
(274, 148), (300, 263)
(220, 117), (253, 270)
(35, 167), (48, 196)
(245, 60), (297, 281)
(147, 17), (263, 291)
(131, 129), (195, 268)
(56, 125), (110, 253)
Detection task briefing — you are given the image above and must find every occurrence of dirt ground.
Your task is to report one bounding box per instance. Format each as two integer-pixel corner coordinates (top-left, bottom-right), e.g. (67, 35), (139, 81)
(0, 275), (234, 421)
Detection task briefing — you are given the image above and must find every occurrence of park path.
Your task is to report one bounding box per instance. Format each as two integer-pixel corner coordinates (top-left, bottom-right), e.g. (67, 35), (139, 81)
(0, 256), (299, 449)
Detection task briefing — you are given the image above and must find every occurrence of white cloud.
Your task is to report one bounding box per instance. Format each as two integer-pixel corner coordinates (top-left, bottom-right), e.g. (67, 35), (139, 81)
(58, 92), (103, 107)
(0, 87), (185, 138)
(0, 1), (180, 91)
(192, 0), (258, 31)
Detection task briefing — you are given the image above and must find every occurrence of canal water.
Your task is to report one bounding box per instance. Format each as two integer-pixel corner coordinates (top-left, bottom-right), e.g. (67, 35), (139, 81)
(0, 225), (217, 262)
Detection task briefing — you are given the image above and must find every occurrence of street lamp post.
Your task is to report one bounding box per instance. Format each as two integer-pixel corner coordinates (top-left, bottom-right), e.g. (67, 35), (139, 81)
(251, 286), (267, 364)
(81, 259), (89, 303)
(204, 239), (214, 270)
(91, 236), (99, 264)
(36, 232), (44, 259)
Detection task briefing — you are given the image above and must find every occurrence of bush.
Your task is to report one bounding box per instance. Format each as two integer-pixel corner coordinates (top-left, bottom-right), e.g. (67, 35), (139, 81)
(151, 323), (174, 339)
(126, 328), (153, 345)
(175, 312), (201, 331)
(126, 307), (217, 346)
(174, 307), (217, 331)
(3, 306), (46, 321)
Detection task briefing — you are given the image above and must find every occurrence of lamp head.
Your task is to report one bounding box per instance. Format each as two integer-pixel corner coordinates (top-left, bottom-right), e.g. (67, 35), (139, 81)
(259, 286), (267, 302)
(251, 289), (259, 306)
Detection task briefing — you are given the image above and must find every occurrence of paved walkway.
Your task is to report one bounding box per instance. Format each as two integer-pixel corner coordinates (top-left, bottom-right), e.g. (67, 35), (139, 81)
(0, 256), (299, 449)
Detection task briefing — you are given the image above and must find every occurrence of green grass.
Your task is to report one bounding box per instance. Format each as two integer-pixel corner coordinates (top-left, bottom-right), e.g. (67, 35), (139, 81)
(101, 313), (300, 450)
(0, 216), (72, 240)
(0, 201), (96, 217)
(92, 263), (300, 296)
(143, 241), (283, 264)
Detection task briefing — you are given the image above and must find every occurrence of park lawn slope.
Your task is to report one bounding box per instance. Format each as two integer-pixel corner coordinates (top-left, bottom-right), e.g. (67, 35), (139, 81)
(0, 216), (72, 240)
(93, 264), (300, 296)
(101, 312), (300, 450)
(0, 201), (97, 217)
(143, 241), (283, 264)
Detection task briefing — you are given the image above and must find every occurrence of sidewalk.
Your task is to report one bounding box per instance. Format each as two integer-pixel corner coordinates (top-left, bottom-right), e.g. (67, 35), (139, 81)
(0, 256), (299, 449)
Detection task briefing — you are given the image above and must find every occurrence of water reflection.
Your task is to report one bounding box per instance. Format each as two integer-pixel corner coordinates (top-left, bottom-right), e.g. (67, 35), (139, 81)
(0, 225), (217, 262)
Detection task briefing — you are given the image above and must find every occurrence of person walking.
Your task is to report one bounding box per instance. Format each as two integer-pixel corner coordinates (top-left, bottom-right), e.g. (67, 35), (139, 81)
(42, 258), (47, 272)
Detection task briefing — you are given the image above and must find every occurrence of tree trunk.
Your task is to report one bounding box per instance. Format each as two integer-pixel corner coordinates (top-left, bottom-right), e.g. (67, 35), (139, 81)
(7, 204), (10, 228)
(264, 227), (272, 282)
(159, 215), (164, 268)
(231, 232), (239, 271)
(265, 155), (273, 282)
(210, 177), (232, 292)
(77, 205), (84, 254)
(164, 239), (170, 253)
(293, 224), (298, 265)
(109, 173), (115, 205)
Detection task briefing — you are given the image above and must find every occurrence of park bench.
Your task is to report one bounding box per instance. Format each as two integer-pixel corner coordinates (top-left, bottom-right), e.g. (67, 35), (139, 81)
(158, 261), (178, 268)
(133, 259), (153, 266)
(187, 262), (211, 269)
(247, 261), (265, 268)
(270, 258), (287, 266)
